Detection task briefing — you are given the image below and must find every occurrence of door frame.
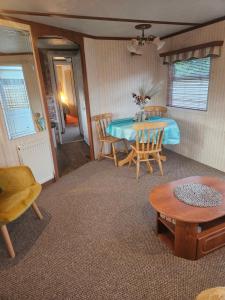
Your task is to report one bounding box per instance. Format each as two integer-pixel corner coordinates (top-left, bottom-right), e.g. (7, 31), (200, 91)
(43, 48), (93, 176)
(35, 43), (94, 179)
(0, 16), (95, 180)
(35, 41), (94, 180)
(48, 52), (82, 145)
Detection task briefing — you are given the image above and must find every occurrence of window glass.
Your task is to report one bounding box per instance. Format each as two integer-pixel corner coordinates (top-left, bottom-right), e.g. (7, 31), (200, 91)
(168, 57), (211, 111)
(0, 65), (35, 139)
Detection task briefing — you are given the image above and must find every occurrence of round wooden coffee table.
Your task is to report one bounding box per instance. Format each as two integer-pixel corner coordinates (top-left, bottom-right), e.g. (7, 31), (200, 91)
(149, 176), (225, 260)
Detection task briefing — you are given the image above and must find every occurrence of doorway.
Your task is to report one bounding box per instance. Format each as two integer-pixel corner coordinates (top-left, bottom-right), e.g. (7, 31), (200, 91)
(38, 38), (90, 176)
(53, 58), (81, 144)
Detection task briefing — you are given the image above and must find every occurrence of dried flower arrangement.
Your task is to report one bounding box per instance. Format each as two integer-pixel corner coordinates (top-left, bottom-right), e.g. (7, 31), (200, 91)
(132, 81), (163, 106)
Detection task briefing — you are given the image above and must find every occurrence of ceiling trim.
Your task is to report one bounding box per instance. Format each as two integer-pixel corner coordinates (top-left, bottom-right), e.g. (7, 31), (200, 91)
(39, 48), (79, 51)
(37, 34), (132, 40)
(86, 36), (132, 40)
(0, 10), (199, 26)
(162, 15), (225, 39)
(0, 52), (33, 56)
(38, 36), (64, 39)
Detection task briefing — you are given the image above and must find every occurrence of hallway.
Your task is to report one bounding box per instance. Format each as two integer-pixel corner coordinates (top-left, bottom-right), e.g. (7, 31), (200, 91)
(61, 125), (82, 144)
(56, 140), (90, 176)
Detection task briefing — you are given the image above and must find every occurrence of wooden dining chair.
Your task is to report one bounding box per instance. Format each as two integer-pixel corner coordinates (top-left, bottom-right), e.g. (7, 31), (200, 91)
(144, 106), (167, 117)
(129, 122), (167, 179)
(92, 113), (128, 166)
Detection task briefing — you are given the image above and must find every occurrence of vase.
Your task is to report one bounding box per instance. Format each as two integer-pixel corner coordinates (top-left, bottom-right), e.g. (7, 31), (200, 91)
(137, 105), (146, 122)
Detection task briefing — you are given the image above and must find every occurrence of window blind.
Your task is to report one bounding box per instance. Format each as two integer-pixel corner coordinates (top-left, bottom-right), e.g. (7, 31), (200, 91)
(168, 57), (211, 111)
(0, 65), (35, 139)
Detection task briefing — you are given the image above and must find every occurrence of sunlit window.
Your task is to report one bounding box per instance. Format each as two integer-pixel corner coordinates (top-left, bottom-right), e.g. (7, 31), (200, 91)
(0, 65), (35, 139)
(168, 57), (211, 111)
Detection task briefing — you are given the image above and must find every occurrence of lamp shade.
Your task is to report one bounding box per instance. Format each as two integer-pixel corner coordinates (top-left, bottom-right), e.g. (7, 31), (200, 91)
(153, 37), (166, 50)
(127, 39), (144, 56)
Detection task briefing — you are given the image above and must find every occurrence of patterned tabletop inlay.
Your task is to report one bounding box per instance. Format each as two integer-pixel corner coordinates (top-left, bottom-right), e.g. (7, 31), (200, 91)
(174, 183), (223, 207)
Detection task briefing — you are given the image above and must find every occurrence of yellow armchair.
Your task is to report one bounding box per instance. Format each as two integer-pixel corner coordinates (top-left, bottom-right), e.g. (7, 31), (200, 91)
(0, 166), (43, 258)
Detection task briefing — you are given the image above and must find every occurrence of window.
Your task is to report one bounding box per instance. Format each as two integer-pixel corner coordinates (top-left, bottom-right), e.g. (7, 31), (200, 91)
(0, 65), (35, 139)
(168, 57), (211, 111)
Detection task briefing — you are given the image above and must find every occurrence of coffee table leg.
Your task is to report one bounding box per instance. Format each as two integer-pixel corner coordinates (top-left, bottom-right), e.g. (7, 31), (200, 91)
(174, 221), (198, 260)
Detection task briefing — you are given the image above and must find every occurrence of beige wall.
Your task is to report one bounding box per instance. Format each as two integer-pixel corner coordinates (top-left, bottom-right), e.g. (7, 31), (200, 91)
(64, 68), (77, 117)
(84, 38), (167, 157)
(56, 64), (77, 117)
(72, 51), (89, 144)
(163, 21), (225, 172)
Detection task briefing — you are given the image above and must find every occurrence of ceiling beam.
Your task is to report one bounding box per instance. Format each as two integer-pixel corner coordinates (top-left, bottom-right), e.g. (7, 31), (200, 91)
(0, 10), (199, 26)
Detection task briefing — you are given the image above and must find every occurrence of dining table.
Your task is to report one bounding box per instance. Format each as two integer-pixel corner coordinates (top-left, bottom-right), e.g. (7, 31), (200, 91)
(106, 116), (180, 166)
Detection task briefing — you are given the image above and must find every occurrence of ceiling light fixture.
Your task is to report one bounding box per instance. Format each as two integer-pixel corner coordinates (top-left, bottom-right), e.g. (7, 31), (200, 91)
(127, 24), (165, 56)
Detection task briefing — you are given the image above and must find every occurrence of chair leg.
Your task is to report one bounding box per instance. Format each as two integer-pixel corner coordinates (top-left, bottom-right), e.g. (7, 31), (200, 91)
(98, 141), (104, 160)
(112, 143), (118, 167)
(156, 153), (164, 176)
(32, 202), (43, 220)
(129, 150), (134, 167)
(123, 139), (129, 154)
(136, 155), (140, 180)
(1, 225), (15, 258)
(146, 157), (153, 174)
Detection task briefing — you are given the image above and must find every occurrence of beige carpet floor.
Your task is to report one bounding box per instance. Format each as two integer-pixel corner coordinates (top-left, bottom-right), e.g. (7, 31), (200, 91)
(1, 151), (225, 300)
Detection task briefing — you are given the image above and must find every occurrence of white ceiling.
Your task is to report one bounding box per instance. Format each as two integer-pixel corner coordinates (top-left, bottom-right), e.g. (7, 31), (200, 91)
(1, 0), (225, 37)
(8, 15), (189, 37)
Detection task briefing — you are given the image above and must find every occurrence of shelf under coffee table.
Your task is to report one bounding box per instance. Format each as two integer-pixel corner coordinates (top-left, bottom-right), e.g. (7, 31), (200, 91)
(149, 176), (225, 260)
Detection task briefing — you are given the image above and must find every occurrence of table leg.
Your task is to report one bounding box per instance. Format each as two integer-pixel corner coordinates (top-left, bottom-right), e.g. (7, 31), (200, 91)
(151, 152), (167, 163)
(174, 221), (198, 260)
(118, 149), (166, 167)
(118, 150), (136, 167)
(160, 146), (167, 162)
(160, 155), (166, 162)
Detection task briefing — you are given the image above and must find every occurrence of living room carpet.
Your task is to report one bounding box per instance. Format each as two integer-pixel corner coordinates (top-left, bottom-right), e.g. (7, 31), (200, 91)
(1, 151), (225, 300)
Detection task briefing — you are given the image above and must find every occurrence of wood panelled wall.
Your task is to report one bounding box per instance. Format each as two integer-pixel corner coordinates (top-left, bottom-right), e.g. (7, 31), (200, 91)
(84, 38), (167, 157)
(163, 21), (225, 172)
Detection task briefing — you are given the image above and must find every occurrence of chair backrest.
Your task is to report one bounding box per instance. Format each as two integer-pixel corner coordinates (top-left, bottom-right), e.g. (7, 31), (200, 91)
(0, 166), (36, 192)
(144, 106), (167, 117)
(133, 122), (167, 153)
(92, 113), (112, 140)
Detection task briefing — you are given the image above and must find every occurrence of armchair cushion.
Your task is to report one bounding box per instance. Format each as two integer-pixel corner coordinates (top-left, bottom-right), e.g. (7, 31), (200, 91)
(0, 166), (42, 224)
(0, 184), (41, 224)
(0, 166), (36, 192)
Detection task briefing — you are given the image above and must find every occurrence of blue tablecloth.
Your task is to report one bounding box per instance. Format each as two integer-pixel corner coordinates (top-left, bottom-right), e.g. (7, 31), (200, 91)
(106, 116), (180, 144)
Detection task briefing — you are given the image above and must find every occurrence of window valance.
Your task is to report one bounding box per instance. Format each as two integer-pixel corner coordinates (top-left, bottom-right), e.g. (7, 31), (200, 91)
(160, 41), (224, 64)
